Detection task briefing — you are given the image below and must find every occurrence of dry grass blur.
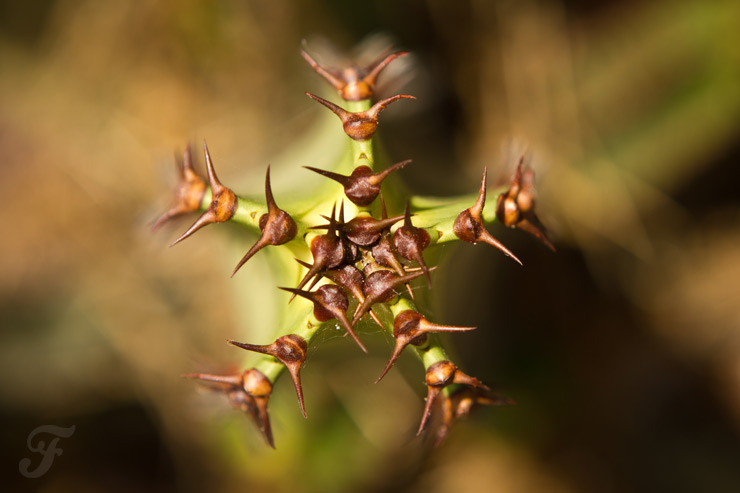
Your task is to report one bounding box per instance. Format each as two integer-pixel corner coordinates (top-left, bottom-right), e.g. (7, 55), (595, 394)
(2, 0), (739, 492)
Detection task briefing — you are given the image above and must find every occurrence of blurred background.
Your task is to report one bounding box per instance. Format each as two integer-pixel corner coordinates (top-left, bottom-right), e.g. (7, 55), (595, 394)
(2, 0), (739, 491)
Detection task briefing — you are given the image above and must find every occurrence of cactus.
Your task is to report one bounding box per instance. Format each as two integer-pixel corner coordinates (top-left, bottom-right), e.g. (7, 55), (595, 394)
(155, 45), (553, 448)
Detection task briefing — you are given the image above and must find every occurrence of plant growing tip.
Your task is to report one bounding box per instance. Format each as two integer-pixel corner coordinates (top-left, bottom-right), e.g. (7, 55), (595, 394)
(170, 141), (238, 247)
(228, 336), (308, 419)
(298, 260), (385, 328)
(293, 203), (347, 295)
(306, 92), (415, 141)
(167, 43), (556, 448)
(453, 167), (522, 265)
(301, 48), (409, 101)
(232, 165), (298, 277)
(314, 213), (405, 246)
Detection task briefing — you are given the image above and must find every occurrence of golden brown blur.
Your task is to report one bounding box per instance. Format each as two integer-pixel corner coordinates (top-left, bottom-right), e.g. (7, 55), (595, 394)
(2, 0), (740, 492)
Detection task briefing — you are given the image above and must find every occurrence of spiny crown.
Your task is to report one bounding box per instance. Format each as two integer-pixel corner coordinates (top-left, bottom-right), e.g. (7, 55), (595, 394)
(155, 43), (553, 448)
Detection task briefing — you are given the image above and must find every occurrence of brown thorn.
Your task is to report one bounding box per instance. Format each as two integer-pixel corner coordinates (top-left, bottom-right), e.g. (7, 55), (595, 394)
(153, 145), (206, 232)
(453, 166), (522, 265)
(417, 386), (442, 436)
(403, 200), (413, 228)
(303, 166), (350, 187)
(227, 339), (273, 355)
(152, 204), (186, 233)
(412, 251), (432, 288)
(368, 214), (405, 232)
(351, 296), (375, 327)
(170, 141), (237, 246)
(375, 197), (414, 297)
(471, 166), (488, 216)
(376, 313), (475, 384)
(375, 340), (406, 384)
(417, 319), (476, 335)
(253, 395), (275, 448)
(300, 49), (345, 91)
(169, 209), (217, 246)
(326, 202), (338, 235)
(229, 337), (308, 419)
(181, 372), (241, 386)
(283, 361), (306, 419)
(313, 263), (384, 329)
(203, 141), (225, 195)
(452, 368), (487, 389)
(278, 286), (319, 305)
(291, 262), (324, 300)
(368, 308), (384, 328)
(264, 165), (277, 213)
(333, 307), (367, 353)
(367, 159), (412, 186)
(231, 235), (271, 277)
(434, 393), (455, 447)
(517, 218), (556, 252)
(306, 92), (351, 122)
(231, 165), (296, 277)
(382, 266), (433, 294)
(477, 229), (523, 266)
(393, 200), (432, 289)
(366, 94), (415, 119)
(338, 199), (345, 225)
(352, 268), (434, 326)
(181, 144), (195, 174)
(401, 200), (431, 287)
(294, 258), (323, 291)
(363, 51), (409, 87)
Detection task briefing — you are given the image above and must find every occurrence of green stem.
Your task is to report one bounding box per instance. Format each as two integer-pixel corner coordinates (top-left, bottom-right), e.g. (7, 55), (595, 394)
(347, 100), (374, 167)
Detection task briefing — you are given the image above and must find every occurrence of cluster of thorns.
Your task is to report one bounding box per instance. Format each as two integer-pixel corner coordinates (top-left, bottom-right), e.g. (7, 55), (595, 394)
(154, 46), (554, 447)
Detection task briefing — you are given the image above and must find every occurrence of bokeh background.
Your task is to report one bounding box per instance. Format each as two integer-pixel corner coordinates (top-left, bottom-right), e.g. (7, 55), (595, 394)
(2, 0), (740, 492)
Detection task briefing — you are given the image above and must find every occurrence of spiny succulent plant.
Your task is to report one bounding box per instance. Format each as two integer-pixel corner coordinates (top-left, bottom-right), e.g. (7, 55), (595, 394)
(156, 45), (554, 448)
